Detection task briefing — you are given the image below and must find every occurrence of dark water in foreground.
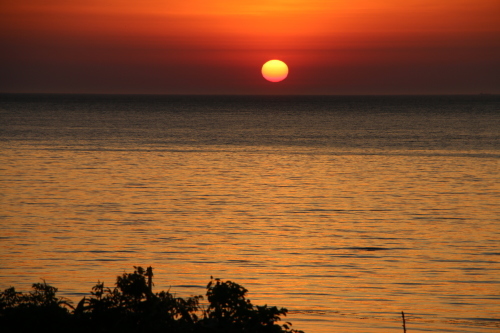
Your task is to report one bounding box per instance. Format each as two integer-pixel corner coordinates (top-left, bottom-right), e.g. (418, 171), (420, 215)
(1, 94), (499, 332)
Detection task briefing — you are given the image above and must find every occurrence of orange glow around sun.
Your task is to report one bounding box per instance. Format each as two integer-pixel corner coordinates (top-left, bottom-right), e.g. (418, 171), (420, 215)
(0, 0), (499, 94)
(262, 60), (288, 82)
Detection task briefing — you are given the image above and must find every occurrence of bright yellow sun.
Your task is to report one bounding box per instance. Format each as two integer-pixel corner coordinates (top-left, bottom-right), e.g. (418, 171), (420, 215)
(262, 60), (288, 82)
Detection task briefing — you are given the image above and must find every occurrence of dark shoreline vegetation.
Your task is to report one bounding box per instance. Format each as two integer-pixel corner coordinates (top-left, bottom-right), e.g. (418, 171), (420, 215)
(0, 266), (304, 333)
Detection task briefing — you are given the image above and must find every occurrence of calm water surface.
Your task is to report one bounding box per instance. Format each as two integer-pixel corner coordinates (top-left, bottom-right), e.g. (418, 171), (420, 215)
(1, 95), (499, 332)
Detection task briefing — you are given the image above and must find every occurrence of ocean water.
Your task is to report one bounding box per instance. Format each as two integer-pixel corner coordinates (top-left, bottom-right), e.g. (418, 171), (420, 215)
(0, 94), (499, 332)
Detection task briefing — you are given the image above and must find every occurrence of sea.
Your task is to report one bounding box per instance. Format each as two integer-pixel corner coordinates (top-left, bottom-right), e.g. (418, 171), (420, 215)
(0, 94), (499, 332)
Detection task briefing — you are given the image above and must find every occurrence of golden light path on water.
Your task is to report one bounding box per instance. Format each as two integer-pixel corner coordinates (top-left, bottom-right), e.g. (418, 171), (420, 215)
(1, 144), (499, 332)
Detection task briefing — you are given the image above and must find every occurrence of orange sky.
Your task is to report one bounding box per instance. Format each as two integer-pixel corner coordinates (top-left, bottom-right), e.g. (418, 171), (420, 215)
(1, 0), (499, 94)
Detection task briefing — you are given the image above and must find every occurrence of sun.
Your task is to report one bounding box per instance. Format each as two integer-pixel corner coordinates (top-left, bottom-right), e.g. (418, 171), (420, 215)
(262, 60), (288, 82)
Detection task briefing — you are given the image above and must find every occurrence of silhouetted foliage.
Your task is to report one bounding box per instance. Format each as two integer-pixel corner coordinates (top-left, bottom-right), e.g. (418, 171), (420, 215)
(0, 266), (304, 333)
(0, 281), (73, 332)
(203, 277), (294, 332)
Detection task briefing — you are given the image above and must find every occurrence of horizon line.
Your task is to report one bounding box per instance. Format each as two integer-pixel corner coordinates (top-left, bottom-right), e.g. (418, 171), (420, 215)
(1, 92), (499, 97)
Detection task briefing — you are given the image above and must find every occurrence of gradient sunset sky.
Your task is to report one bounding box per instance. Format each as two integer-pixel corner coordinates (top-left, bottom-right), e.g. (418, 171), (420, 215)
(1, 0), (499, 95)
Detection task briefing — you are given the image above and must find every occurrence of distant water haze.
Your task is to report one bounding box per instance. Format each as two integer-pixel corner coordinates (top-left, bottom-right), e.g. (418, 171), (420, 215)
(1, 94), (499, 332)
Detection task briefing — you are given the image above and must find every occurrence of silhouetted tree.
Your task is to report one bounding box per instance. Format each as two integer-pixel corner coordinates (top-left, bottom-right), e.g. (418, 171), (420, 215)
(0, 266), (303, 333)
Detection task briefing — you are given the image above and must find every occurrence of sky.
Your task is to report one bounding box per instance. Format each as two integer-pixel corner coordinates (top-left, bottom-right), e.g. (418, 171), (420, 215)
(1, 0), (499, 95)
